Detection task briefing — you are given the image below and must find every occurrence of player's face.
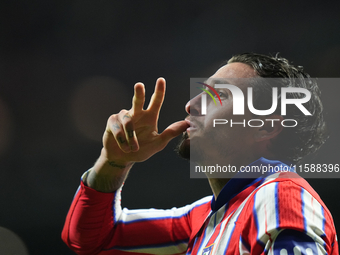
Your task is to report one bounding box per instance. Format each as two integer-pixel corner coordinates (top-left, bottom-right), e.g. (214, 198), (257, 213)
(177, 62), (259, 165)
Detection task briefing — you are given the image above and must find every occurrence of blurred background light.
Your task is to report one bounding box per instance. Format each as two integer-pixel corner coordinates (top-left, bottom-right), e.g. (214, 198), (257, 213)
(0, 227), (29, 255)
(70, 76), (130, 141)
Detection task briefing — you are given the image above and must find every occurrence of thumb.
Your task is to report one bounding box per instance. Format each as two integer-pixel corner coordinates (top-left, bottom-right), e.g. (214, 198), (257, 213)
(158, 120), (189, 148)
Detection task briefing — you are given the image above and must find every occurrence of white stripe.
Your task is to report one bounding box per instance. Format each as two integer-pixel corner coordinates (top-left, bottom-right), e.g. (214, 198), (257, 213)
(196, 210), (219, 255)
(209, 208), (231, 253)
(214, 202), (249, 253)
(302, 189), (325, 237)
(211, 213), (234, 254)
(113, 195), (211, 254)
(117, 196), (211, 224)
(197, 206), (230, 255)
(301, 188), (327, 253)
(254, 182), (279, 248)
(113, 185), (123, 222)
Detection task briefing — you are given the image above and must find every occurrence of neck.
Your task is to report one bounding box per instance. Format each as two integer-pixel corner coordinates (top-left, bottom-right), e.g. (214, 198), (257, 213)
(208, 178), (230, 199)
(204, 155), (261, 199)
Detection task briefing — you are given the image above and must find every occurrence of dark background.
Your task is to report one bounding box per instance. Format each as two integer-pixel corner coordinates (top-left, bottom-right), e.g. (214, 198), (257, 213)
(0, 1), (339, 254)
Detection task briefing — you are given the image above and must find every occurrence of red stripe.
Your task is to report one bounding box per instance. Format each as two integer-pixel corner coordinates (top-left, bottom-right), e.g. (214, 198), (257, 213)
(198, 82), (223, 106)
(112, 217), (191, 246)
(277, 182), (304, 230)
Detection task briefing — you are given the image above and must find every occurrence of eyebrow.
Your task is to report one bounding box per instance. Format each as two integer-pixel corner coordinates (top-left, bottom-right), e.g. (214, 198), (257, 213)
(202, 78), (234, 98)
(204, 78), (233, 87)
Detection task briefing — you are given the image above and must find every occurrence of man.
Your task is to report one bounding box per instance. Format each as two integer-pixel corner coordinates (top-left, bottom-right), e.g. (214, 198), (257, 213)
(62, 53), (338, 254)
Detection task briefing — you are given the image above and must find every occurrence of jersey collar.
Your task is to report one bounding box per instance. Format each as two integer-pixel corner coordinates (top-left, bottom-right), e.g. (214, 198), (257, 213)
(210, 157), (293, 212)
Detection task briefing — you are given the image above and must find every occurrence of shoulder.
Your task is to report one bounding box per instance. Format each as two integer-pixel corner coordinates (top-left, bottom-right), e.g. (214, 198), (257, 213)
(186, 196), (212, 214)
(237, 174), (337, 253)
(251, 173), (332, 225)
(248, 173), (336, 244)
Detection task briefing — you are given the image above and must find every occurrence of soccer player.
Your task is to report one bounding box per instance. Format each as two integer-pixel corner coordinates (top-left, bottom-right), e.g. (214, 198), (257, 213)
(62, 53), (338, 255)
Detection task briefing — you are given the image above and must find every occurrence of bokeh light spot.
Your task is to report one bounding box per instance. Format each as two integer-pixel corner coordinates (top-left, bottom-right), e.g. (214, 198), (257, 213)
(70, 76), (130, 141)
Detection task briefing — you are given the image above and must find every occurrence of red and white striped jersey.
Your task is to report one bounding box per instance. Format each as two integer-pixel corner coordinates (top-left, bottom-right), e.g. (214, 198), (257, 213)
(62, 158), (338, 255)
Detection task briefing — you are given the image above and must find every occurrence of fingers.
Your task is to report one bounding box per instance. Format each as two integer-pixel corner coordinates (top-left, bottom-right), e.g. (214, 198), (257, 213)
(118, 110), (139, 151)
(106, 78), (167, 155)
(131, 83), (145, 115)
(107, 110), (139, 153)
(146, 78), (166, 115)
(158, 120), (190, 148)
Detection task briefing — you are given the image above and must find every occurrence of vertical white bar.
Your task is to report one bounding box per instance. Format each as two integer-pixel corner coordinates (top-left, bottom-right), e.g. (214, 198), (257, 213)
(202, 93), (207, 115)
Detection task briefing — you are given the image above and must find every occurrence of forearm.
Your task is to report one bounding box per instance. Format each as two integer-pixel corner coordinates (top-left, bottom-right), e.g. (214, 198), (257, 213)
(62, 181), (121, 255)
(85, 148), (134, 193)
(62, 183), (197, 255)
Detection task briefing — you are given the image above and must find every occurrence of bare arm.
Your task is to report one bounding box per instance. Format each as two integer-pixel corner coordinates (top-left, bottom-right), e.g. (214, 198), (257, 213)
(85, 78), (189, 192)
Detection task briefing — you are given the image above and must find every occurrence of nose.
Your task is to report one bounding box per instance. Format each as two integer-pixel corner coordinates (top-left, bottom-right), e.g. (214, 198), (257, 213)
(185, 93), (202, 116)
(185, 101), (190, 114)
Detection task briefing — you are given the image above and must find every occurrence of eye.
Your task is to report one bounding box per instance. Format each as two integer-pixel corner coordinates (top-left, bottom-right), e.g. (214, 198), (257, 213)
(215, 90), (228, 99)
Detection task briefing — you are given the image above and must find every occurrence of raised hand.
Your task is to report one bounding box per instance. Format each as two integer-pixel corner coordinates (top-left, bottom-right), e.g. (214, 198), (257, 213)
(103, 78), (188, 164)
(86, 78), (189, 192)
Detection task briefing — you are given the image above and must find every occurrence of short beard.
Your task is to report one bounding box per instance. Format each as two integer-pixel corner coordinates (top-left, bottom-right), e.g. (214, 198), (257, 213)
(175, 132), (190, 160)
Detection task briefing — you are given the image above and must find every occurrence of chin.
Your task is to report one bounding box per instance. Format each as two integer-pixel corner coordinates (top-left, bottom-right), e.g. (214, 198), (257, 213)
(175, 132), (190, 160)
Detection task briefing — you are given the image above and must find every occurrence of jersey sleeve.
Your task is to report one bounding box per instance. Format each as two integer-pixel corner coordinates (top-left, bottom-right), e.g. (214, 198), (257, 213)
(62, 180), (211, 255)
(238, 179), (338, 255)
(268, 229), (337, 255)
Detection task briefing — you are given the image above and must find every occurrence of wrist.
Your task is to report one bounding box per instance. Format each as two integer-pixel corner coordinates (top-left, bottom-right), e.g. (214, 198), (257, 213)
(94, 154), (133, 176)
(86, 150), (134, 193)
(99, 148), (133, 169)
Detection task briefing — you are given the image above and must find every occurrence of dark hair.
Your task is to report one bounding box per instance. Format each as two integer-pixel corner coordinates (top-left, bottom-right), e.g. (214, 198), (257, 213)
(228, 52), (328, 163)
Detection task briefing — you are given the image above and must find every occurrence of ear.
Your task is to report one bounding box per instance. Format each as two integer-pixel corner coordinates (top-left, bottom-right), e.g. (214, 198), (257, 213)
(253, 115), (284, 142)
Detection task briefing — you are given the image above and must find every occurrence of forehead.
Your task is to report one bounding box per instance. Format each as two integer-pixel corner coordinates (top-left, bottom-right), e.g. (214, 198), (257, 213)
(211, 62), (257, 79)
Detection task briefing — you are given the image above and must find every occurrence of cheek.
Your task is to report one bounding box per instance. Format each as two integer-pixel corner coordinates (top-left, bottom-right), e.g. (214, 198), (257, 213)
(208, 103), (234, 118)
(204, 104), (257, 139)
